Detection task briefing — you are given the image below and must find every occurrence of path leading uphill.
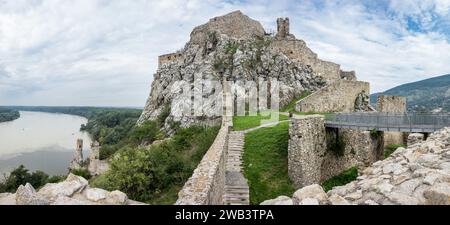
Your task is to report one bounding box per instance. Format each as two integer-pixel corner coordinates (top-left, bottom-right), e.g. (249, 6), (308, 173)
(224, 131), (249, 205)
(224, 119), (290, 205)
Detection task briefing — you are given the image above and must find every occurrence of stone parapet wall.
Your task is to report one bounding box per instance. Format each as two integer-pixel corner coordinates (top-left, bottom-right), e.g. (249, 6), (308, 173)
(340, 71), (357, 81)
(295, 80), (370, 113)
(288, 115), (384, 189)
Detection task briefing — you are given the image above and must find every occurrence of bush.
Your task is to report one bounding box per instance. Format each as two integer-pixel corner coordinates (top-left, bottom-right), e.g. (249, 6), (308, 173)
(156, 105), (171, 127)
(129, 120), (160, 145)
(384, 144), (406, 158)
(47, 175), (66, 183)
(322, 167), (358, 192)
(99, 144), (121, 160)
(70, 168), (92, 180)
(91, 126), (220, 204)
(327, 132), (346, 156)
(0, 165), (65, 192)
(370, 129), (382, 139)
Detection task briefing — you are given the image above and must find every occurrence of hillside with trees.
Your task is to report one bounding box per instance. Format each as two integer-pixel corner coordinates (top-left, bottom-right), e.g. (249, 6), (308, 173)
(0, 109), (20, 123)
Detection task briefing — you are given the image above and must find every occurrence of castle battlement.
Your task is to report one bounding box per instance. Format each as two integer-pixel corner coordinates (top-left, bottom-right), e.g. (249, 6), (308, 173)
(158, 52), (183, 68)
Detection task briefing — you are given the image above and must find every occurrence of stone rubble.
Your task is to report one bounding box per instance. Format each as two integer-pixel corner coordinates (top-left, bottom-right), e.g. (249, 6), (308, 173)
(408, 133), (425, 146)
(0, 174), (146, 205)
(263, 127), (450, 205)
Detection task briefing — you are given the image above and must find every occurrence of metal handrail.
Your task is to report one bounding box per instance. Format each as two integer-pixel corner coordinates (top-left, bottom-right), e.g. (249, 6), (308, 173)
(325, 112), (450, 133)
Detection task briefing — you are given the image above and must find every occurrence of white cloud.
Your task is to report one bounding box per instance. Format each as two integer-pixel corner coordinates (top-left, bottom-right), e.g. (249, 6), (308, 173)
(1, 0), (450, 106)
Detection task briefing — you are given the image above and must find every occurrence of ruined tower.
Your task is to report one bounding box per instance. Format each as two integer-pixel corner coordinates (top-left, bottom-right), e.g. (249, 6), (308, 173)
(88, 141), (100, 175)
(69, 139), (84, 170)
(276, 17), (290, 39)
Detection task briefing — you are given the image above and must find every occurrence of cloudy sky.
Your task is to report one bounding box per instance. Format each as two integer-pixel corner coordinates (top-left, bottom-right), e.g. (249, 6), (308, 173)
(1, 0), (450, 107)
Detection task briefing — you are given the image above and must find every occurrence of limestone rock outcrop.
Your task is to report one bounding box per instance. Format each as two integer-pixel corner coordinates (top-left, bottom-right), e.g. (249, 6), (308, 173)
(0, 174), (146, 205)
(138, 11), (353, 133)
(264, 127), (450, 205)
(408, 133), (425, 146)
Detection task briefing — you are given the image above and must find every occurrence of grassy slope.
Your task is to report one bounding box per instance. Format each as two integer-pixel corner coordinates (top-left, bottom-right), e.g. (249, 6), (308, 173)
(281, 91), (312, 112)
(243, 122), (295, 205)
(233, 112), (289, 131)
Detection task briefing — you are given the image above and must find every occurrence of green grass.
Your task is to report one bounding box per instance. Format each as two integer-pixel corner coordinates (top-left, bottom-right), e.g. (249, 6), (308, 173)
(243, 122), (295, 205)
(281, 91), (312, 112)
(384, 144), (406, 158)
(321, 167), (358, 192)
(232, 112), (289, 131)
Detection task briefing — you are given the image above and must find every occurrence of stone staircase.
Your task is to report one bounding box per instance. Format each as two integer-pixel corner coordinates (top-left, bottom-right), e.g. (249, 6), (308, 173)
(224, 131), (250, 205)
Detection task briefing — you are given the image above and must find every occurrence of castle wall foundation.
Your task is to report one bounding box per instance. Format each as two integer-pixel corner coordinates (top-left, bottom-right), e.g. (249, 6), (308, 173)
(288, 115), (384, 189)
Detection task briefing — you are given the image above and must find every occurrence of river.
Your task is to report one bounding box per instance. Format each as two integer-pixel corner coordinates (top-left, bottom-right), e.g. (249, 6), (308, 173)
(0, 111), (92, 177)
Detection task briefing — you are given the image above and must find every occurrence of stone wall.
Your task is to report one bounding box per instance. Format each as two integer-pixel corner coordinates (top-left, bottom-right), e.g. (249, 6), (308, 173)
(288, 115), (384, 189)
(189, 10), (265, 45)
(158, 52), (183, 68)
(340, 71), (357, 81)
(321, 128), (384, 181)
(377, 95), (407, 113)
(295, 80), (370, 113)
(377, 95), (407, 147)
(288, 115), (327, 188)
(270, 39), (341, 83)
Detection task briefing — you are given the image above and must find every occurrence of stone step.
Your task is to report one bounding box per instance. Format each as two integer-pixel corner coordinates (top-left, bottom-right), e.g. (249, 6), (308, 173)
(225, 185), (249, 189)
(224, 195), (249, 200)
(226, 164), (242, 167)
(225, 196), (248, 200)
(224, 132), (249, 205)
(224, 190), (249, 195)
(227, 156), (242, 159)
(226, 166), (242, 169)
(224, 199), (249, 204)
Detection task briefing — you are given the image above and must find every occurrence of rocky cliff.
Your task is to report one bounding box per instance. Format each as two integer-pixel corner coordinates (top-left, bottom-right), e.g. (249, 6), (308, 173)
(263, 127), (450, 205)
(138, 11), (354, 131)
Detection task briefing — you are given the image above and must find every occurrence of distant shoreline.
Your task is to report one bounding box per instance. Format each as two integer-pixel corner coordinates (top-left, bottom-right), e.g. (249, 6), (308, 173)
(0, 109), (20, 123)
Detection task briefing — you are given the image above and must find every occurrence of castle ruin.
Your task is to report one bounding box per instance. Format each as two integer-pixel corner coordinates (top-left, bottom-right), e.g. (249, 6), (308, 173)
(158, 52), (183, 68)
(276, 17), (290, 39)
(69, 139), (84, 170)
